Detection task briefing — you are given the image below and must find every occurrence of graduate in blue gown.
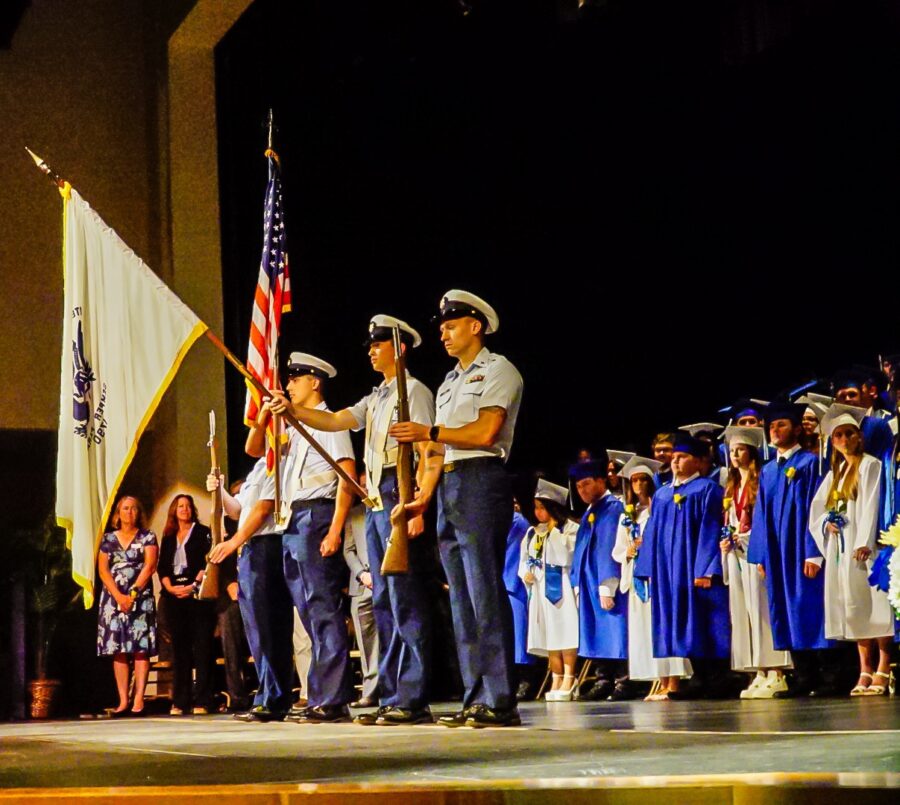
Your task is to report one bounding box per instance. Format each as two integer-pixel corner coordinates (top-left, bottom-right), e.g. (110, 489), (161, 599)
(651, 432), (676, 488)
(635, 434), (730, 669)
(569, 456), (632, 700)
(503, 507), (533, 668)
(832, 369), (896, 531)
(747, 401), (836, 697)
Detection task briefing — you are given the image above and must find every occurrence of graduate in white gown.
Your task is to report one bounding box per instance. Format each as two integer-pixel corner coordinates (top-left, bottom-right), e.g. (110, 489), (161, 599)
(518, 479), (580, 701)
(612, 455), (692, 701)
(809, 403), (895, 697)
(719, 426), (792, 699)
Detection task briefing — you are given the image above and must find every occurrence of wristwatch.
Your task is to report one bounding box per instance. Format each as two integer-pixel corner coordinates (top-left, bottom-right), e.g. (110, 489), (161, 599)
(429, 425), (440, 442)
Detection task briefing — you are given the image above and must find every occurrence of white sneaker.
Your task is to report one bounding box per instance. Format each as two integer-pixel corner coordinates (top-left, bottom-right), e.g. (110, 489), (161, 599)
(740, 673), (766, 700)
(753, 672), (788, 699)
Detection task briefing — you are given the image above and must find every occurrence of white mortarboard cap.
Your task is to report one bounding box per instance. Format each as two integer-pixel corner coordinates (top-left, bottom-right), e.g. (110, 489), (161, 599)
(821, 402), (867, 438)
(607, 449), (637, 468)
(534, 478), (568, 507)
(367, 314), (422, 348)
(679, 422), (724, 438)
(795, 395), (829, 421)
(723, 425), (767, 451)
(620, 455), (663, 480)
(439, 289), (499, 334)
(286, 352), (337, 379)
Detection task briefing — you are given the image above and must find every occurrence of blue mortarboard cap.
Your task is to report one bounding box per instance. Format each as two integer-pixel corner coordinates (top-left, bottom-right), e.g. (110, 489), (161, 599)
(851, 364), (887, 394)
(830, 368), (865, 393)
(764, 401), (805, 426)
(672, 433), (710, 458)
(728, 398), (766, 421)
(568, 458), (608, 482)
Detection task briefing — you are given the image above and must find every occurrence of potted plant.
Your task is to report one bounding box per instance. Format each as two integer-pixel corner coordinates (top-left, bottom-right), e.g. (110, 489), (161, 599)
(22, 515), (81, 718)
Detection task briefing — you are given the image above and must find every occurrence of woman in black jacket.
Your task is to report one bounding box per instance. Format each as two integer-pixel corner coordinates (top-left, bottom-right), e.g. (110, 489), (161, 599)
(157, 494), (215, 715)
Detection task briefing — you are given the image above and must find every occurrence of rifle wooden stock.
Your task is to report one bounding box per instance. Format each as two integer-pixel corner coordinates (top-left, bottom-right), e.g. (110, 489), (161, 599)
(380, 328), (413, 576)
(198, 414), (224, 600)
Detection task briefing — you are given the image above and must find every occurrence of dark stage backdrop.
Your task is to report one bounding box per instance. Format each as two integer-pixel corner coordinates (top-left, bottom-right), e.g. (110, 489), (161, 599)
(215, 0), (900, 485)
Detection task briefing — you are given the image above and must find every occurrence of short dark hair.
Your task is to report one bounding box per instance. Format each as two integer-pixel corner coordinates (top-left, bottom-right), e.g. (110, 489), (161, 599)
(536, 497), (572, 527)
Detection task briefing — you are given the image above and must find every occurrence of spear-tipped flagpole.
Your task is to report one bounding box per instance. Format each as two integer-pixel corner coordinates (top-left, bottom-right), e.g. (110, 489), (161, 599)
(26, 147), (66, 189)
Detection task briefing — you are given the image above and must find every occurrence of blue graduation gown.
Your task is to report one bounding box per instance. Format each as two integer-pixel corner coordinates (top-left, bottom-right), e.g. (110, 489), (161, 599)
(503, 511), (534, 665)
(861, 415), (896, 531)
(653, 468), (673, 489)
(634, 476), (730, 660)
(571, 494), (628, 659)
(747, 450), (831, 651)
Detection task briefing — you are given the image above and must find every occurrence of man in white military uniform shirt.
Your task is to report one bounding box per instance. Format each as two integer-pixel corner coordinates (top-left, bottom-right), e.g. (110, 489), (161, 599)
(390, 290), (523, 728)
(271, 316), (438, 726)
(267, 352), (357, 723)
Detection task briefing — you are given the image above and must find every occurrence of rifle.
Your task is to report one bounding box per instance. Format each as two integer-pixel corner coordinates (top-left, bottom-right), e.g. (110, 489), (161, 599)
(380, 326), (413, 576)
(197, 410), (224, 600)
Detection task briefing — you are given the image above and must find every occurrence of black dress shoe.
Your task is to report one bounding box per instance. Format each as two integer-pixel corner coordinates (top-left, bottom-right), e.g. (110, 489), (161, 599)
(287, 704), (350, 724)
(606, 684), (637, 702)
(465, 704), (522, 728)
(349, 696), (377, 709)
(353, 706), (391, 726)
(376, 707), (433, 726)
(580, 679), (613, 701)
(437, 707), (474, 728)
(234, 705), (285, 722)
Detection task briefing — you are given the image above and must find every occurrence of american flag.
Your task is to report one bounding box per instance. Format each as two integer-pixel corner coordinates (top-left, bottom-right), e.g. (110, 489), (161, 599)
(244, 148), (292, 471)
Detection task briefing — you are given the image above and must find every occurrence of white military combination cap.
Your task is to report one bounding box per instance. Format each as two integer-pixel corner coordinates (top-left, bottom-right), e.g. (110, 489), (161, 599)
(286, 352), (337, 379)
(438, 289), (499, 334)
(620, 455), (663, 480)
(366, 314), (422, 348)
(534, 478), (568, 507)
(723, 425), (766, 451)
(820, 402), (866, 438)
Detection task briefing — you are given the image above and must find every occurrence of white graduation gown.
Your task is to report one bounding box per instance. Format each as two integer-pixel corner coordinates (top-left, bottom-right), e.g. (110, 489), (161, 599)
(612, 507), (692, 681)
(721, 491), (792, 672)
(519, 521), (579, 655)
(809, 454), (894, 640)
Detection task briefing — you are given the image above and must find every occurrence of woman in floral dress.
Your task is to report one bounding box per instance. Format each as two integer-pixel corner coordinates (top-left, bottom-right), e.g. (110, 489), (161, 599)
(97, 495), (158, 715)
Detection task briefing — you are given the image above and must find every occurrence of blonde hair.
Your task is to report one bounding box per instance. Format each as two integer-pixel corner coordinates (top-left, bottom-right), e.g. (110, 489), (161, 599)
(827, 429), (865, 502)
(112, 495), (146, 530)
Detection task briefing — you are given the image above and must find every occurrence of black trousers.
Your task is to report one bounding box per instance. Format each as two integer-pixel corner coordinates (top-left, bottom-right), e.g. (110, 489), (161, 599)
(217, 598), (250, 709)
(159, 595), (215, 710)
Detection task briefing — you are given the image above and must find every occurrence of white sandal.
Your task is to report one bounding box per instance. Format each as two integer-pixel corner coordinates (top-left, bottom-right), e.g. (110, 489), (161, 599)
(863, 671), (890, 696)
(545, 673), (564, 701)
(850, 672), (873, 696)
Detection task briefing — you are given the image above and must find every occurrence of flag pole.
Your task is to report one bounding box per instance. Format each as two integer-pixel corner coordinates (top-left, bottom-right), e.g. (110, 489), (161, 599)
(265, 109), (286, 525)
(205, 330), (375, 507)
(28, 148), (370, 509)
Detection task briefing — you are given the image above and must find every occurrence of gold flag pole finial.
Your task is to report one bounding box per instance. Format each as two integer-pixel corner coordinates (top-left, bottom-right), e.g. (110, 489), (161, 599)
(26, 147), (68, 194)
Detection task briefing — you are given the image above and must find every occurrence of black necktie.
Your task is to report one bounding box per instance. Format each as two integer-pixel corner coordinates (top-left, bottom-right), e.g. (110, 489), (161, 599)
(777, 456), (786, 467)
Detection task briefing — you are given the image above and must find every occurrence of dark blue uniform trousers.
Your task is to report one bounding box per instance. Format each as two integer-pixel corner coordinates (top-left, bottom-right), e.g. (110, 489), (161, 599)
(236, 533), (294, 713)
(282, 499), (353, 708)
(437, 458), (516, 711)
(366, 470), (432, 710)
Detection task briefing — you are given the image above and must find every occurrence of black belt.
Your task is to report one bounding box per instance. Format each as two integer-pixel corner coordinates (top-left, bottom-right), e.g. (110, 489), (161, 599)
(290, 497), (336, 509)
(443, 456), (502, 473)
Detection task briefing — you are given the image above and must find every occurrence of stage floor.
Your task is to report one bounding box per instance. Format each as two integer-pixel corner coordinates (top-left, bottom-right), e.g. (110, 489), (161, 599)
(1, 698), (898, 792)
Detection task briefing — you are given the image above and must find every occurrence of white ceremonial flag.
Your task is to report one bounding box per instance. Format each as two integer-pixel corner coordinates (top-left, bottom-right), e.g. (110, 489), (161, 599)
(56, 186), (207, 607)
